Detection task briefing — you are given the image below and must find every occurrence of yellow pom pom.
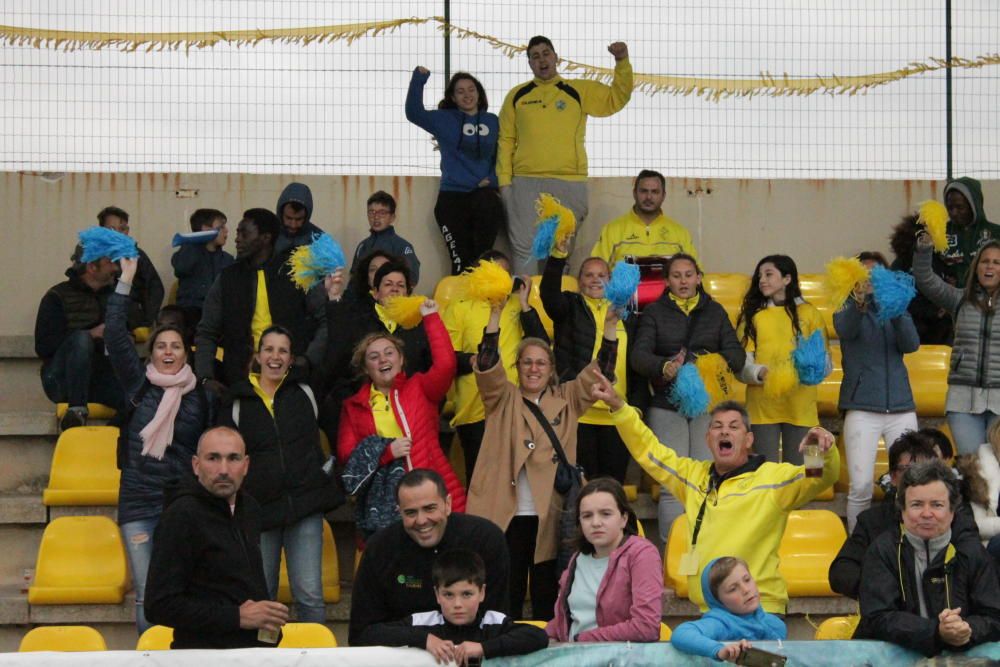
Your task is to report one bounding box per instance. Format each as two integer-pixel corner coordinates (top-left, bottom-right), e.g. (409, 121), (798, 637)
(694, 353), (737, 409)
(462, 260), (513, 306)
(918, 200), (949, 252)
(824, 256), (870, 311)
(382, 295), (426, 330)
(764, 361), (798, 398)
(287, 246), (314, 292)
(536, 193), (577, 244)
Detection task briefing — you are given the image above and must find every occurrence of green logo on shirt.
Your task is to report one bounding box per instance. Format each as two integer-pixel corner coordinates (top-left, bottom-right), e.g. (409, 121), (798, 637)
(396, 574), (423, 588)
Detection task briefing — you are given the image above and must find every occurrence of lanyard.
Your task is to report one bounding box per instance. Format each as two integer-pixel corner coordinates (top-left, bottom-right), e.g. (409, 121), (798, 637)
(690, 478), (717, 548)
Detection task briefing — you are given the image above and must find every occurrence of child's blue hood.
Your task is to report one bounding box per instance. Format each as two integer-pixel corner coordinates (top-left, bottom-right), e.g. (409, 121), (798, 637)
(699, 558), (786, 640)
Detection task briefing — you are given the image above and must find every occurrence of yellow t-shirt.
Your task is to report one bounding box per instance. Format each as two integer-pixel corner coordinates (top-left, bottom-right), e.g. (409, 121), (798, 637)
(248, 372), (285, 418)
(590, 208), (697, 268)
(370, 388), (404, 438)
(579, 296), (628, 426)
(250, 270), (272, 351)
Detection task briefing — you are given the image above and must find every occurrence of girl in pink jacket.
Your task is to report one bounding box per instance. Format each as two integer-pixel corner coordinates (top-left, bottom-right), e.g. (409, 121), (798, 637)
(546, 478), (663, 642)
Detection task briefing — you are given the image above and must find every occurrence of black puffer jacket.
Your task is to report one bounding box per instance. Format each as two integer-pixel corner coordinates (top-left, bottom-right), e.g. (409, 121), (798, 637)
(856, 526), (1000, 656)
(105, 285), (211, 525)
(220, 368), (343, 531)
(629, 288), (745, 411)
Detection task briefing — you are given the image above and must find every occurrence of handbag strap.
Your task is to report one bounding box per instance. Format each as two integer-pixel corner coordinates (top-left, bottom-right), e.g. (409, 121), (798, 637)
(522, 397), (572, 468)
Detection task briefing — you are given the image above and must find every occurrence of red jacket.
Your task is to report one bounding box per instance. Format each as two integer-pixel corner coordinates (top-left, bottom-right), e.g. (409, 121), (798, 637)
(546, 534), (663, 642)
(337, 312), (466, 511)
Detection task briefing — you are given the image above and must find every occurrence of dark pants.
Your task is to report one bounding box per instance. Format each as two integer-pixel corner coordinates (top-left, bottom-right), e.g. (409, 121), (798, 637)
(434, 189), (504, 275)
(456, 420), (486, 484)
(40, 330), (124, 410)
(576, 423), (631, 484)
(505, 516), (558, 621)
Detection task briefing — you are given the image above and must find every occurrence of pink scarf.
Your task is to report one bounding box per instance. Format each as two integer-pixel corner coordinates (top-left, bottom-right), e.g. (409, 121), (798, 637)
(140, 363), (197, 460)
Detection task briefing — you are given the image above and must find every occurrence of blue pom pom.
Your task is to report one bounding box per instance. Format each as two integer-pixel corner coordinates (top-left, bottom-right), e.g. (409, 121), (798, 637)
(793, 330), (828, 386)
(171, 230), (219, 247)
(530, 216), (559, 261)
(603, 262), (640, 319)
(308, 233), (347, 273)
(78, 226), (138, 263)
(669, 363), (710, 418)
(871, 265), (916, 323)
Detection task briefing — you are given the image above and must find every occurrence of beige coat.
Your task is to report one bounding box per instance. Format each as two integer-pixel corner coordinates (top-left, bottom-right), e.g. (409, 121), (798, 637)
(467, 359), (599, 563)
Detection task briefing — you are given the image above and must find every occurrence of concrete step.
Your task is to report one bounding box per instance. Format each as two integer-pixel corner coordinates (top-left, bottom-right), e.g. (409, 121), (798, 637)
(0, 526), (43, 588)
(0, 359), (49, 413)
(0, 437), (53, 493)
(0, 411), (56, 437)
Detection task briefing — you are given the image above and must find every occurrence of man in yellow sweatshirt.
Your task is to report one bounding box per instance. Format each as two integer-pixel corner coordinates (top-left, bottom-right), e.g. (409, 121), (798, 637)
(590, 170), (698, 268)
(498, 36), (633, 269)
(591, 376), (838, 615)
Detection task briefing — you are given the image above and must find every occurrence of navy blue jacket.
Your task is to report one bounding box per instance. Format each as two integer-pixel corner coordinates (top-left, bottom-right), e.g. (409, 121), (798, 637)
(835, 298), (920, 413)
(351, 227), (421, 285)
(171, 244), (234, 309)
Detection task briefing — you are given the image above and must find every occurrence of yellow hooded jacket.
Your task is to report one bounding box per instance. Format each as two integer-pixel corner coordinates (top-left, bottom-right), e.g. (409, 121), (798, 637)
(590, 208), (697, 268)
(610, 404), (838, 614)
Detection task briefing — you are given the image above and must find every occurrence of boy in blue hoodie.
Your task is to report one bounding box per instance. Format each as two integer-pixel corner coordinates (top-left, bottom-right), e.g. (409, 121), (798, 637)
(672, 557), (786, 662)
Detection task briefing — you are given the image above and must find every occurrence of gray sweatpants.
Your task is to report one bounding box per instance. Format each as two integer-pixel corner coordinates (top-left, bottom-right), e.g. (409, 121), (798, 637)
(502, 176), (588, 272)
(646, 407), (711, 542)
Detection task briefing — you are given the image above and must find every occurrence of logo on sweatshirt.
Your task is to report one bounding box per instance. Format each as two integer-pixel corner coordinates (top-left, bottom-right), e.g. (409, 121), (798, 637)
(396, 574), (423, 589)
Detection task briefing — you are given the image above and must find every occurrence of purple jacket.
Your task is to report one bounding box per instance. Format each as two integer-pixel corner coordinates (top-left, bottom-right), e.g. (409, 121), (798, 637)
(546, 534), (663, 642)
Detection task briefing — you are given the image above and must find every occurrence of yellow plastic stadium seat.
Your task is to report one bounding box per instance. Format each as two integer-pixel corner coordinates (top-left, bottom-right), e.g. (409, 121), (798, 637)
(777, 510), (846, 596)
(659, 622), (672, 641)
(136, 625), (173, 650)
(132, 327), (151, 343)
(43, 426), (120, 506)
(798, 274), (837, 339)
(19, 625), (107, 652)
(29, 516), (128, 604)
(815, 615), (860, 640)
(433, 275), (466, 310)
(623, 484), (638, 502)
(528, 275), (578, 339)
(663, 515), (690, 597)
(55, 402), (117, 420)
(277, 521), (340, 604)
(278, 622), (338, 648)
(636, 519), (646, 538)
(816, 344), (842, 418)
(904, 345), (950, 417)
(516, 620), (548, 629)
(814, 484), (835, 501)
(702, 273), (750, 327)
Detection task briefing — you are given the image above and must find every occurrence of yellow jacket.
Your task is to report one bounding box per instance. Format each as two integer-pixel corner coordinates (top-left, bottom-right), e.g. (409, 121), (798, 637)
(443, 298), (527, 427)
(590, 209), (697, 267)
(496, 60), (633, 185)
(739, 302), (827, 427)
(579, 296), (628, 425)
(611, 404), (837, 613)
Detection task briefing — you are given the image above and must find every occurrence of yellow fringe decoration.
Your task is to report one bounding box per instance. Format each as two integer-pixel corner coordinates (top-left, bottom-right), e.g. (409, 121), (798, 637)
(1, 18), (999, 101)
(462, 260), (513, 306)
(918, 200), (949, 252)
(694, 353), (737, 410)
(824, 256), (870, 311)
(764, 361), (798, 398)
(382, 295), (426, 330)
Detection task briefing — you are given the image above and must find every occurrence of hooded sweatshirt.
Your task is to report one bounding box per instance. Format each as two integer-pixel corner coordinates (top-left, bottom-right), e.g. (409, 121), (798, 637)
(941, 177), (1000, 286)
(275, 182), (324, 256)
(671, 558), (787, 661)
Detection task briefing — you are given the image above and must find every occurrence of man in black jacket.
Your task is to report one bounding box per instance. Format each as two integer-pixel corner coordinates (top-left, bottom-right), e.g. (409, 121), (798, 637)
(97, 206), (164, 328)
(349, 469), (510, 646)
(856, 460), (1000, 656)
(829, 431), (980, 599)
(145, 426), (289, 649)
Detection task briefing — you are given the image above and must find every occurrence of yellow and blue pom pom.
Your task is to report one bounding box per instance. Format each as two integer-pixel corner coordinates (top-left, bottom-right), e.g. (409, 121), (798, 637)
(286, 233), (346, 292)
(918, 200), (949, 252)
(78, 226), (138, 263)
(870, 265), (916, 323)
(383, 295), (427, 330)
(462, 260), (513, 306)
(603, 262), (640, 319)
(530, 193), (577, 260)
(824, 256), (869, 312)
(793, 330), (828, 386)
(694, 353), (737, 409)
(670, 363), (710, 418)
(530, 216), (559, 260)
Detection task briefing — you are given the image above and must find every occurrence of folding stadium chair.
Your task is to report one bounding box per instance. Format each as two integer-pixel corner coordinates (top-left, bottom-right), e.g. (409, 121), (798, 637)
(42, 426), (120, 506)
(19, 625), (107, 652)
(28, 516), (128, 604)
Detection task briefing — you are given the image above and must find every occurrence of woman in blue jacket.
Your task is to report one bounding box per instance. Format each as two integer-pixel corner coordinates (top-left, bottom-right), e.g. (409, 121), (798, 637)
(406, 67), (502, 275)
(107, 257), (211, 634)
(836, 252), (920, 532)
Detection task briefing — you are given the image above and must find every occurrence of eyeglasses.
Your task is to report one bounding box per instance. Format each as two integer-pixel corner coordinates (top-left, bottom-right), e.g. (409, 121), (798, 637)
(367, 209), (392, 219)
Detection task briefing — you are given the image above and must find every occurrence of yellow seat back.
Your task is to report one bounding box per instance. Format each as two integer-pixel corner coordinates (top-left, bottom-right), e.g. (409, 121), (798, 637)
(798, 274), (837, 339)
(43, 426), (120, 506)
(55, 403), (117, 420)
(277, 521), (341, 604)
(29, 516), (128, 604)
(659, 622), (672, 641)
(132, 327), (151, 343)
(278, 622), (338, 648)
(777, 510), (846, 596)
(663, 515), (690, 597)
(815, 615), (860, 640)
(903, 345), (951, 417)
(702, 273), (750, 327)
(20, 625), (107, 652)
(433, 275), (466, 310)
(815, 344), (842, 418)
(515, 620), (548, 629)
(136, 625), (174, 650)
(527, 275), (578, 339)
(636, 519), (646, 538)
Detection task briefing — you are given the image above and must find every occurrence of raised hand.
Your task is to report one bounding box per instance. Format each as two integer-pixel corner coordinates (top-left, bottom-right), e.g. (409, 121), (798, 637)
(607, 41), (629, 61)
(419, 298), (439, 316)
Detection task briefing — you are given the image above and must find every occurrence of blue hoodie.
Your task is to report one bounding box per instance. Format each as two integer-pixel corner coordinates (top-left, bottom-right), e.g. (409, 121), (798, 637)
(671, 558), (787, 661)
(405, 68), (499, 192)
